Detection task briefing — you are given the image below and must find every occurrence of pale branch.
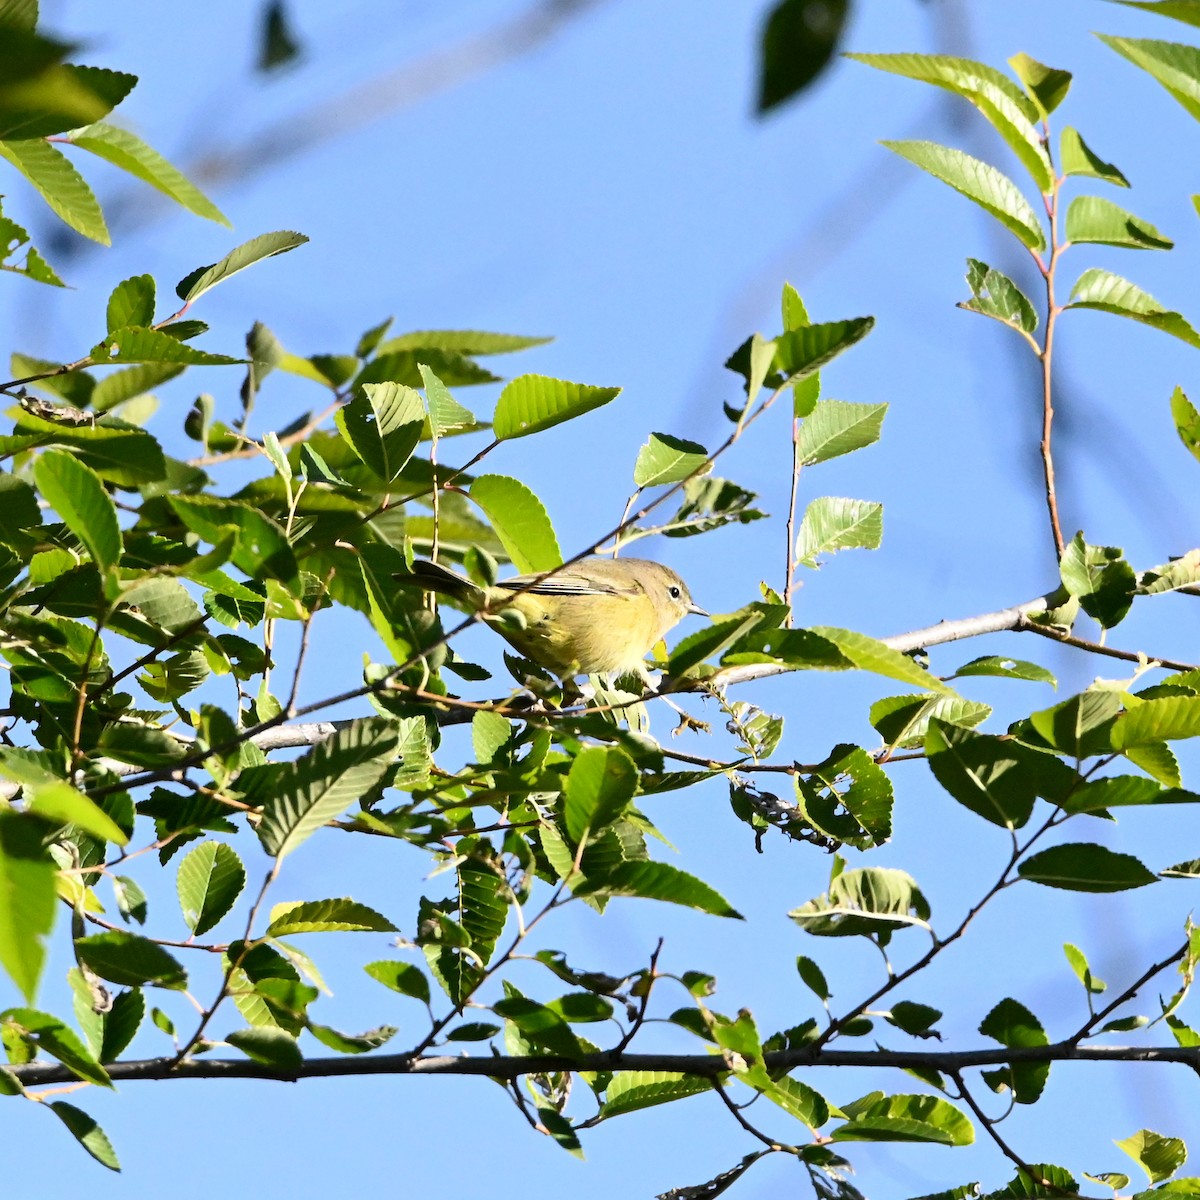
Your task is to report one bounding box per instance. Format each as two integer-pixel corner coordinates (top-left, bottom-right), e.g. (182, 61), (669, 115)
(14, 1042), (1200, 1088)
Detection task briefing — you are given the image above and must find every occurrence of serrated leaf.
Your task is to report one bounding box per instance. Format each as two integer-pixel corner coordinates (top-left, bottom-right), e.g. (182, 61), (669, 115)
(257, 718), (399, 860)
(852, 52), (1051, 189)
(1018, 843), (1158, 892)
(469, 474), (561, 573)
(979, 997), (1049, 1103)
(573, 861), (741, 917)
(1171, 386), (1200, 462)
(49, 1102), (120, 1170)
(75, 931), (187, 989)
(106, 274), (155, 332)
(881, 139), (1045, 250)
(772, 318), (875, 385)
(176, 841), (245, 936)
(364, 960), (431, 1004)
(1064, 942), (1107, 994)
(1116, 1128), (1188, 1185)
(1066, 196), (1172, 250)
(419, 364), (476, 438)
(492, 374), (620, 440)
(960, 258), (1038, 334)
(307, 1022), (396, 1054)
(1099, 34), (1200, 122)
(810, 626), (956, 695)
(33, 448), (120, 576)
(266, 898), (398, 936)
(633, 432), (709, 487)
(1009, 51), (1072, 118)
(0, 137), (109, 243)
(1060, 126), (1129, 186)
(226, 1025), (302, 1069)
(795, 496), (882, 566)
(1067, 268), (1200, 348)
(953, 655), (1056, 686)
(69, 121), (229, 225)
(1, 1008), (111, 1087)
(175, 230), (308, 302)
(598, 1070), (711, 1117)
(1113, 696), (1200, 748)
(91, 326), (242, 366)
(334, 381), (424, 482)
(790, 866), (930, 938)
(563, 745), (638, 844)
(91, 362), (185, 413)
(832, 1093), (974, 1145)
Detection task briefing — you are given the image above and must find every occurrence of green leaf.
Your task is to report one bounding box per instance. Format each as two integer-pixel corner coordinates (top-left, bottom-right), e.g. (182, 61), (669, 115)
(795, 496), (882, 567)
(1065, 196), (1173, 250)
(380, 329), (551, 355)
(885, 1000), (942, 1038)
(364, 960), (431, 1004)
(106, 274), (155, 332)
(809, 626), (956, 695)
(832, 1093), (974, 1145)
(175, 230), (308, 302)
(1110, 0), (1200, 25)
(257, 718), (400, 859)
(49, 1102), (120, 1171)
(1067, 268), (1200, 348)
(68, 121), (229, 225)
(1113, 696), (1200, 748)
(573, 861), (742, 918)
(757, 0), (849, 114)
(795, 401), (887, 467)
(1099, 34), (1200, 122)
(1018, 844), (1158, 892)
(960, 258), (1039, 334)
(469, 474), (562, 573)
(598, 1070), (711, 1117)
(266, 898), (398, 936)
(90, 326), (242, 366)
(492, 374), (620, 440)
(1027, 690), (1121, 757)
(953, 656), (1056, 686)
(1059, 127), (1130, 186)
(563, 745), (639, 844)
(1171, 386), (1200, 462)
(176, 842), (245, 936)
(772, 318), (875, 384)
(28, 781), (129, 845)
(762, 1075), (831, 1128)
(226, 1026), (302, 1069)
(1064, 943), (1107, 994)
(307, 1022), (396, 1055)
(1008, 51), (1072, 118)
(633, 432), (709, 487)
(925, 721), (1039, 828)
(852, 52), (1051, 190)
(74, 931), (187, 988)
(796, 955), (830, 1000)
(1116, 1128), (1188, 1185)
(870, 694), (991, 750)
(92, 362), (185, 413)
(881, 139), (1046, 250)
(0, 137), (109, 243)
(979, 997), (1049, 1103)
(471, 710), (512, 765)
(1, 1008), (111, 1087)
(334, 382), (424, 482)
(0, 812), (56, 1002)
(790, 866), (930, 938)
(419, 365), (476, 438)
(33, 448), (121, 576)
(1059, 534), (1136, 628)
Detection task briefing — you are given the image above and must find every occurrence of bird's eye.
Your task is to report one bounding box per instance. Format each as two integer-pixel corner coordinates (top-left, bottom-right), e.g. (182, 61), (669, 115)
(669, 586), (681, 599)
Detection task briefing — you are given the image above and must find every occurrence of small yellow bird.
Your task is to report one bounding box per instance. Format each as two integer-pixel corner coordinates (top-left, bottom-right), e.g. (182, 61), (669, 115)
(404, 557), (706, 681)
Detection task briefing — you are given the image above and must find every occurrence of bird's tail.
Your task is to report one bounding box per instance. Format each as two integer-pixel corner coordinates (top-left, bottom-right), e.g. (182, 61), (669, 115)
(398, 559), (484, 607)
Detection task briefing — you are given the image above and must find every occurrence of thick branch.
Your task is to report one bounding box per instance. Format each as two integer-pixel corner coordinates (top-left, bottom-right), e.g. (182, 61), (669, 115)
(13, 1042), (1200, 1088)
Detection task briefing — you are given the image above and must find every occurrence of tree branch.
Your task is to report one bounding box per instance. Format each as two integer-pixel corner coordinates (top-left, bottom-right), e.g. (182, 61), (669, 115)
(15, 1041), (1200, 1088)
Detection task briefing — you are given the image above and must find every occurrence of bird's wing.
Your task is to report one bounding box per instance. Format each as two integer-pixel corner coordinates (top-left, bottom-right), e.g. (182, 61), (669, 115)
(496, 569), (636, 598)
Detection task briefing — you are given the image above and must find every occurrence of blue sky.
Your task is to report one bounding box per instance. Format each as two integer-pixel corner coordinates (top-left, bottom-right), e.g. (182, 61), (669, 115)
(6, 1), (1200, 1196)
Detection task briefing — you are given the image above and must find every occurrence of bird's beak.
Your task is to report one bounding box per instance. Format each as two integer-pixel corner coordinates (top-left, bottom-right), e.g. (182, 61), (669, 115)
(688, 602), (709, 617)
